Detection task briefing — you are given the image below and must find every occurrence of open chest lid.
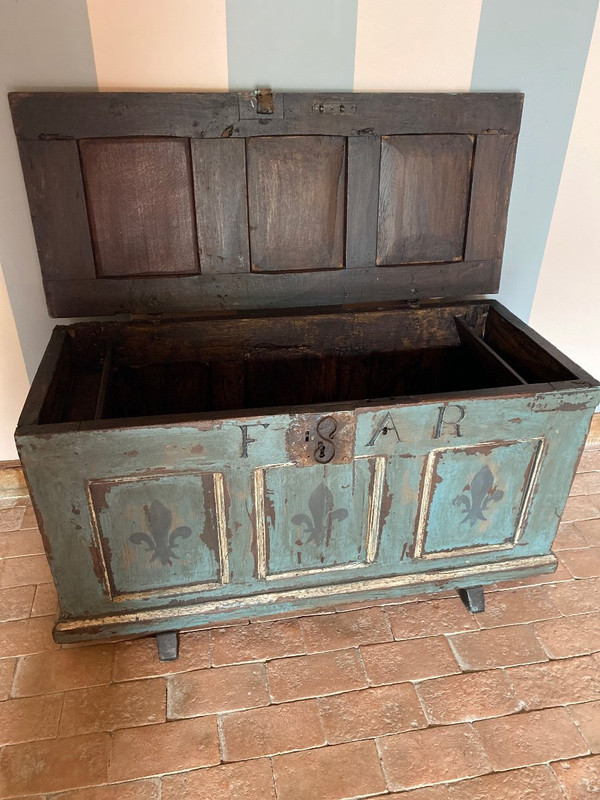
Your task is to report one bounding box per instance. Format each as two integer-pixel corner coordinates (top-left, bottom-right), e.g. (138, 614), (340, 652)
(10, 90), (522, 318)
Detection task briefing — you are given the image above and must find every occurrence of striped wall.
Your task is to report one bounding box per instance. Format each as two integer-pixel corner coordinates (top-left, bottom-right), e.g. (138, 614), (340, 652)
(0, 0), (598, 458)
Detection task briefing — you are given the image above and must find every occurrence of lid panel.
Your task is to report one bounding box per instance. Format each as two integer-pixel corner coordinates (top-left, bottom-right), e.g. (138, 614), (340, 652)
(377, 135), (473, 266)
(192, 138), (249, 274)
(10, 91), (523, 318)
(247, 136), (346, 272)
(465, 134), (518, 262)
(79, 137), (199, 278)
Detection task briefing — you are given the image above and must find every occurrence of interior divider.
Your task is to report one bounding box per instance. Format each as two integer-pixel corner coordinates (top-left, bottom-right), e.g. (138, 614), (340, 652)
(94, 344), (113, 420)
(454, 316), (527, 386)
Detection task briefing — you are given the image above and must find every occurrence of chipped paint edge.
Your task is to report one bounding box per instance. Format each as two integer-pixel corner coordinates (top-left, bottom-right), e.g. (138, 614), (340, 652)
(254, 455), (385, 582)
(86, 469), (230, 602)
(54, 553), (556, 634)
(414, 437), (545, 560)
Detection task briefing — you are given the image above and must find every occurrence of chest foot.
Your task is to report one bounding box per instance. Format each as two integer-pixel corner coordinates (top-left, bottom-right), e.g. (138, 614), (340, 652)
(458, 586), (485, 614)
(156, 631), (179, 661)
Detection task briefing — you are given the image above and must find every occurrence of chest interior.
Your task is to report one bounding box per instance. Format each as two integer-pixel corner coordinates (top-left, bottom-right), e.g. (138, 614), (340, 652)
(40, 301), (578, 426)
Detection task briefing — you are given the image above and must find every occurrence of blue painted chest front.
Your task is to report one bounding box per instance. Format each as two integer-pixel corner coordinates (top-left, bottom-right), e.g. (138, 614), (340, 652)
(10, 91), (599, 656)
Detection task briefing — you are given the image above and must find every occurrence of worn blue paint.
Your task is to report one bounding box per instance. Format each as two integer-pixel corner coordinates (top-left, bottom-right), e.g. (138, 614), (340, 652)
(264, 462), (368, 575)
(18, 385), (599, 639)
(226, 0), (358, 91)
(423, 439), (538, 553)
(471, 0), (599, 320)
(90, 474), (220, 595)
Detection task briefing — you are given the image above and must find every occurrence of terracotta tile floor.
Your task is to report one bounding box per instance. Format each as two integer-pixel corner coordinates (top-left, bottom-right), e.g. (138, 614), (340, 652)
(1, 450), (600, 799)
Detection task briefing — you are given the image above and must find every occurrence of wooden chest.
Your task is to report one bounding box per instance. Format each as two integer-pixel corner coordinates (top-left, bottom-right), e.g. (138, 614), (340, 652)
(10, 91), (599, 659)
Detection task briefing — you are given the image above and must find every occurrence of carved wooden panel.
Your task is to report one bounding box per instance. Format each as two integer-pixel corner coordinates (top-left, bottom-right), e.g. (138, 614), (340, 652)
(191, 138), (250, 273)
(88, 472), (228, 598)
(253, 457), (384, 579)
(377, 135), (473, 265)
(79, 137), (199, 277)
(414, 439), (544, 560)
(246, 135), (346, 272)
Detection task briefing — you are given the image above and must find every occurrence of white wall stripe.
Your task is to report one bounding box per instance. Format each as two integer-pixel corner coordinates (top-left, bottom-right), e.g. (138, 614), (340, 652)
(354, 0), (482, 91)
(88, 0), (228, 91)
(530, 5), (600, 384)
(0, 0), (97, 459)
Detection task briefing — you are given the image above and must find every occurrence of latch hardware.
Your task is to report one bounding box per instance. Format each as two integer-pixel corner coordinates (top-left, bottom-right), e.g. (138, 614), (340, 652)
(255, 88), (274, 115)
(312, 102), (357, 115)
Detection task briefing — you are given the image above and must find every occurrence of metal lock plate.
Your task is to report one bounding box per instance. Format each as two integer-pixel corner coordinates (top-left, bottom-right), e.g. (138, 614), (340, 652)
(286, 411), (357, 466)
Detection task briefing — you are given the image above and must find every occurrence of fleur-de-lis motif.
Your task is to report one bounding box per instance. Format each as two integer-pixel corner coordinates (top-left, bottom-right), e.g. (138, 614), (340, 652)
(453, 465), (504, 528)
(291, 482), (348, 548)
(129, 500), (192, 566)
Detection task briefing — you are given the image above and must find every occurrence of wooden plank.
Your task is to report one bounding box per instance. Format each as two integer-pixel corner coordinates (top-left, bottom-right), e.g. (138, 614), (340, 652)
(454, 316), (527, 386)
(377, 135), (473, 265)
(210, 361), (245, 412)
(17, 141), (96, 282)
(191, 139), (249, 274)
(278, 92), (524, 137)
(79, 138), (199, 278)
(94, 345), (113, 420)
(10, 92), (523, 140)
(346, 136), (380, 269)
(12, 93), (522, 315)
(73, 303), (478, 364)
(246, 136), (346, 272)
(9, 92), (240, 140)
(465, 135), (518, 261)
(18, 328), (68, 427)
(44, 260), (500, 317)
(485, 302), (595, 384)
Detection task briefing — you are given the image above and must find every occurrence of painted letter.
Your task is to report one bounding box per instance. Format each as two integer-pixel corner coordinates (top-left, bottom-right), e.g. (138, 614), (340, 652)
(238, 423), (269, 458)
(366, 412), (401, 447)
(434, 405), (465, 439)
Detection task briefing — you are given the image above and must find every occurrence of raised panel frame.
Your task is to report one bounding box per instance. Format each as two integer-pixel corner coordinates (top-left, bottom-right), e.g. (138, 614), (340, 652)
(252, 456), (386, 581)
(86, 470), (229, 602)
(10, 91), (523, 317)
(413, 438), (546, 561)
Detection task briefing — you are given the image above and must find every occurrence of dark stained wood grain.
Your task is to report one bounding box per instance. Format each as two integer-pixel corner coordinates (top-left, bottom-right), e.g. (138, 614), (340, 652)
(485, 302), (587, 383)
(18, 328), (68, 426)
(10, 92), (240, 140)
(17, 141), (96, 282)
(246, 136), (346, 272)
(191, 139), (249, 273)
(377, 135), (474, 265)
(79, 137), (199, 277)
(11, 92), (523, 315)
(10, 92), (523, 140)
(210, 361), (245, 411)
(465, 135), (518, 261)
(454, 316), (527, 386)
(346, 136), (380, 269)
(68, 302), (478, 365)
(43, 260), (500, 317)
(94, 345), (113, 420)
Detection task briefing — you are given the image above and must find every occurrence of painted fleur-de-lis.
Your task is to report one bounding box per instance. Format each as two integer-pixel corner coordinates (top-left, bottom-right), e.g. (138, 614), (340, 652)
(291, 482), (348, 548)
(129, 500), (192, 566)
(453, 465), (504, 528)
